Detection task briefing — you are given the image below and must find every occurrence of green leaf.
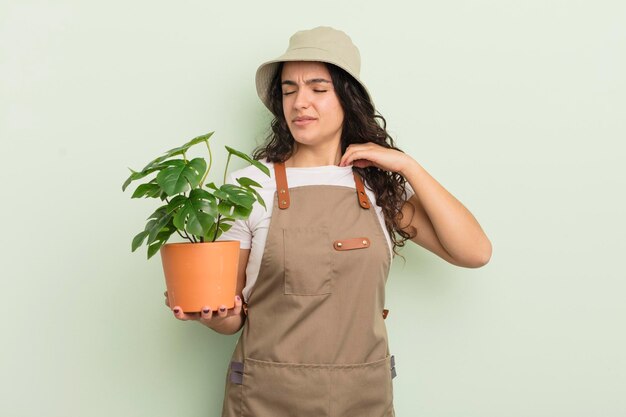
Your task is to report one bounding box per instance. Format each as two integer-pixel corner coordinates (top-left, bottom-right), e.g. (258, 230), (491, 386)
(131, 181), (162, 199)
(131, 230), (149, 252)
(236, 177), (262, 188)
(130, 206), (175, 257)
(146, 208), (174, 246)
(251, 189), (266, 209)
(205, 222), (219, 242)
(148, 205), (170, 220)
(122, 166), (161, 192)
(140, 132), (214, 173)
(171, 189), (218, 237)
(219, 222), (233, 233)
(225, 146), (270, 177)
(159, 132), (214, 161)
(124, 132), (214, 192)
(146, 219), (177, 259)
(233, 205), (253, 219)
(166, 195), (188, 212)
(206, 218), (236, 241)
(178, 131), (214, 151)
(217, 201), (234, 218)
(212, 188), (229, 200)
(217, 200), (252, 219)
(147, 241), (163, 259)
(156, 158), (207, 196)
(220, 184), (255, 208)
(205, 182), (230, 200)
(236, 177), (266, 209)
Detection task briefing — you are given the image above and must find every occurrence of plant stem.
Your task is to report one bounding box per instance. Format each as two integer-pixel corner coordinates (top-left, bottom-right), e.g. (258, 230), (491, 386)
(199, 139), (212, 187)
(213, 213), (222, 242)
(223, 152), (232, 185)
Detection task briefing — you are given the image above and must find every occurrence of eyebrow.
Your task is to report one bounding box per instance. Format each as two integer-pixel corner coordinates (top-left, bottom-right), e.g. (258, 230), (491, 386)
(281, 78), (332, 86)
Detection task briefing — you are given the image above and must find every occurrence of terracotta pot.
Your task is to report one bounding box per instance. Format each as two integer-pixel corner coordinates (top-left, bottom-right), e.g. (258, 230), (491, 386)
(160, 240), (240, 313)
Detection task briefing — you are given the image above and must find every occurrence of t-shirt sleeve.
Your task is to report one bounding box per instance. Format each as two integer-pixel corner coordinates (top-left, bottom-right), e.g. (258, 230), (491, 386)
(215, 173), (252, 249)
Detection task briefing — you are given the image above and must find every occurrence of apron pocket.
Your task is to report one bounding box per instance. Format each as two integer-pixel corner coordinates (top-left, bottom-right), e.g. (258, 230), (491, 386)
(329, 355), (394, 417)
(283, 227), (333, 295)
(242, 357), (330, 417)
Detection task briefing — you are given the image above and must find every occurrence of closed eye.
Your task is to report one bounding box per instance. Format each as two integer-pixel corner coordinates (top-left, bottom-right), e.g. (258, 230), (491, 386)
(282, 90), (328, 96)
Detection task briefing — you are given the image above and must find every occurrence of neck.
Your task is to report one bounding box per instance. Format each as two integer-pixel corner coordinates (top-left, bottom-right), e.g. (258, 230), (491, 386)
(286, 142), (343, 168)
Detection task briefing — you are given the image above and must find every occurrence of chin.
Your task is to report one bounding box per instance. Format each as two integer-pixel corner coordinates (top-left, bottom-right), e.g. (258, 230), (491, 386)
(291, 134), (318, 146)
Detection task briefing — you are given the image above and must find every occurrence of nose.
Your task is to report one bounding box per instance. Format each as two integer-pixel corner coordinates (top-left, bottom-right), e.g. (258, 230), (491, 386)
(292, 88), (311, 109)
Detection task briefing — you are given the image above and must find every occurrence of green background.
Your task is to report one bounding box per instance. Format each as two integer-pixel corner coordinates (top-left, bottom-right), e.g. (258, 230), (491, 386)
(2, 0), (625, 416)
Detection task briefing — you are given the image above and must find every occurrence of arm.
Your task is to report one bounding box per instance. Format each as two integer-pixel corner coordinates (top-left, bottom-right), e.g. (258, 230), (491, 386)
(168, 248), (251, 334)
(339, 144), (492, 268)
(397, 161), (492, 268)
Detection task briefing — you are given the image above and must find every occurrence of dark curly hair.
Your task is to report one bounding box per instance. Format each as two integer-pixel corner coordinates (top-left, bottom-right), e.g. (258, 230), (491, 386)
(253, 62), (416, 256)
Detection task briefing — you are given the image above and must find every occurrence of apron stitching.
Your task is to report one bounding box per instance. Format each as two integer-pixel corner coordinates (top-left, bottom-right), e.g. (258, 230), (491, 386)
(244, 355), (389, 369)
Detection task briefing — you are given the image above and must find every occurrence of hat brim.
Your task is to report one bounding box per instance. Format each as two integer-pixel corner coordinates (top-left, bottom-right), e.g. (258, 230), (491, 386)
(255, 47), (373, 112)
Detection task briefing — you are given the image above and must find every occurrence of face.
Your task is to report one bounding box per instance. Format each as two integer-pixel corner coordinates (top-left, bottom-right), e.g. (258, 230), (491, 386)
(281, 61), (344, 148)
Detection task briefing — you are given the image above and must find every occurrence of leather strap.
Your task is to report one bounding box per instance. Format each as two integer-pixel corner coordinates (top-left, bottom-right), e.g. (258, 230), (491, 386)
(333, 237), (371, 251)
(275, 162), (369, 211)
(353, 172), (371, 209)
(274, 162), (290, 210)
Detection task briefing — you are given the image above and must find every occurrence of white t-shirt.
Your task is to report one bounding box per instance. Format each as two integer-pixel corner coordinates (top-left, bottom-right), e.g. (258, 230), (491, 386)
(217, 160), (415, 303)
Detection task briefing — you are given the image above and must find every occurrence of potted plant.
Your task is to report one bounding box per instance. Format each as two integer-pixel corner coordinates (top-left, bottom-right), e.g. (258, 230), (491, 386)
(122, 131), (269, 312)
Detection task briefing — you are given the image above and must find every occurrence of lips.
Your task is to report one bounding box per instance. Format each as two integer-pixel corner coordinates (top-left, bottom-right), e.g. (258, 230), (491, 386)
(293, 116), (317, 127)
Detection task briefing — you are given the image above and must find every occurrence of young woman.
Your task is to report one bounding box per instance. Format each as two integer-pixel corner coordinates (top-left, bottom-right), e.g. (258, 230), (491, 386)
(167, 26), (492, 417)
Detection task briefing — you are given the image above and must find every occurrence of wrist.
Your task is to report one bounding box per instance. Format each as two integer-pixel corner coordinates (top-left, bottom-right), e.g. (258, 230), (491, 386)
(398, 154), (420, 177)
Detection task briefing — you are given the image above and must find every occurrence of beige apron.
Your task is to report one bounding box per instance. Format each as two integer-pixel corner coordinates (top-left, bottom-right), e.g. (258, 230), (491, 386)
(221, 162), (396, 417)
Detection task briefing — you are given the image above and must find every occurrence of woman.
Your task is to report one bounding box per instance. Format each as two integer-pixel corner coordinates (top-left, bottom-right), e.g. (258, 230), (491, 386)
(167, 26), (492, 416)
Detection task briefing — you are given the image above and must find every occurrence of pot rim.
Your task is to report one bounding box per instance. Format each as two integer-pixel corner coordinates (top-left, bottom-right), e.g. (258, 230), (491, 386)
(161, 240), (240, 248)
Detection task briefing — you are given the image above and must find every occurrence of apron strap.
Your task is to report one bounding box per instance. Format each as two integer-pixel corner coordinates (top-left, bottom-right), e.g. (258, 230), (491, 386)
(353, 172), (371, 209)
(274, 161), (290, 210)
(274, 161), (371, 210)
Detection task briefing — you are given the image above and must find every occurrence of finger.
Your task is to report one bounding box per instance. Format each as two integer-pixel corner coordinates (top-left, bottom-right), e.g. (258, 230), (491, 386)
(200, 306), (213, 321)
(353, 159), (374, 168)
(342, 145), (375, 167)
(172, 306), (193, 321)
(340, 147), (358, 166)
(233, 295), (242, 315)
(342, 149), (367, 167)
(217, 305), (228, 318)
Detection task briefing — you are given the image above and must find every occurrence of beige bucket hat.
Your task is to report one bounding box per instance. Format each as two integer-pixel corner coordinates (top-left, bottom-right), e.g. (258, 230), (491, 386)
(255, 26), (372, 112)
